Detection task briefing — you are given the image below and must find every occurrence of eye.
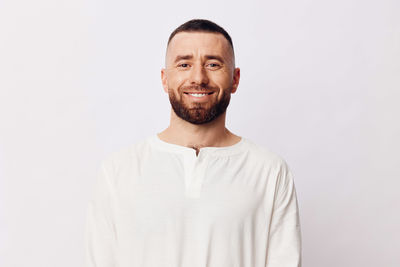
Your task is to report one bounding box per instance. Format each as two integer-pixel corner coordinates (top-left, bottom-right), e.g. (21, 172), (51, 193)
(207, 63), (221, 69)
(178, 63), (190, 68)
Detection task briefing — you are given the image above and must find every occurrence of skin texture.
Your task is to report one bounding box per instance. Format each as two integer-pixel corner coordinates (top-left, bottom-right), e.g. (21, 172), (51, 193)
(158, 31), (241, 154)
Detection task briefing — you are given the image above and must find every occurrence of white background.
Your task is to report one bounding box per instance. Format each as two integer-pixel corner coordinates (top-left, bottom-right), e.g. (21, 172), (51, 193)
(1, 0), (399, 266)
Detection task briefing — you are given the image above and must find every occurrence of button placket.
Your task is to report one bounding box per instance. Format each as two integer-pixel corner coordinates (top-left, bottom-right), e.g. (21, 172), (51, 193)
(183, 149), (208, 198)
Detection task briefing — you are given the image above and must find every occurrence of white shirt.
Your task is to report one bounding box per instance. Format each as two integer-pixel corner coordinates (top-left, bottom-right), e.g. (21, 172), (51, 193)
(84, 134), (302, 267)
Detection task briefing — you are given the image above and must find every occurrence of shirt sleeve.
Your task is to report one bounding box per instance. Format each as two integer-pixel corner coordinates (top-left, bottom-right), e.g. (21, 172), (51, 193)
(266, 160), (302, 267)
(84, 161), (116, 267)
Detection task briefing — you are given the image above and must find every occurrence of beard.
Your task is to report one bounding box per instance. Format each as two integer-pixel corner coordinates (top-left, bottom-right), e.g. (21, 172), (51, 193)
(168, 85), (231, 125)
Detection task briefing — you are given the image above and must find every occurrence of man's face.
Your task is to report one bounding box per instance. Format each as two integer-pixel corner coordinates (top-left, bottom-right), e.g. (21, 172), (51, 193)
(161, 32), (240, 125)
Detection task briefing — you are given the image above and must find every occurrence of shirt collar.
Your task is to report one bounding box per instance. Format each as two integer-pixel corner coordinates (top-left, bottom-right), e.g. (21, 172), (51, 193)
(147, 133), (248, 157)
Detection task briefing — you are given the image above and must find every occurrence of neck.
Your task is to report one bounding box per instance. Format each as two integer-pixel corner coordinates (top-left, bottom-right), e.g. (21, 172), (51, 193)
(157, 109), (240, 149)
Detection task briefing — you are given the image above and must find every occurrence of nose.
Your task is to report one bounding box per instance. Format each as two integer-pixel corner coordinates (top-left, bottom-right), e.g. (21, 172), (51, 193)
(189, 64), (209, 85)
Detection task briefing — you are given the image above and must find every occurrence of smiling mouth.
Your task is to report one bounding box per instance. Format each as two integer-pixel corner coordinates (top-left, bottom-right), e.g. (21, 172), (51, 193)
(184, 92), (214, 95)
(183, 92), (215, 99)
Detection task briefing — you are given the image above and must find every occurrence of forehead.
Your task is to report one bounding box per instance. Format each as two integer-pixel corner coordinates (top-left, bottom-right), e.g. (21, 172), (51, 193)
(166, 32), (233, 62)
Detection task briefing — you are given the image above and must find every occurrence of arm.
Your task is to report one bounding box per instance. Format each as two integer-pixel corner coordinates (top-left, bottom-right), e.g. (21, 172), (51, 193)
(266, 160), (302, 267)
(84, 161), (116, 267)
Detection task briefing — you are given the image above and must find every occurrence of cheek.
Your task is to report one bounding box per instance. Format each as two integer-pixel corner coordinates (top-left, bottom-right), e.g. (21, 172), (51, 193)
(167, 73), (187, 90)
(211, 72), (233, 89)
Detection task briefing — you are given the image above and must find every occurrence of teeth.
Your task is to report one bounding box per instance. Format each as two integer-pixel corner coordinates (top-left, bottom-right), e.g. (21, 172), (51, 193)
(189, 93), (207, 97)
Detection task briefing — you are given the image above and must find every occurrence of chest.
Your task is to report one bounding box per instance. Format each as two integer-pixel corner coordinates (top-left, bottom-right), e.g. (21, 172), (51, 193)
(112, 154), (271, 233)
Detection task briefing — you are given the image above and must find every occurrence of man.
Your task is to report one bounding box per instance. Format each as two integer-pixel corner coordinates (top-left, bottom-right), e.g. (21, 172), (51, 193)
(84, 19), (302, 267)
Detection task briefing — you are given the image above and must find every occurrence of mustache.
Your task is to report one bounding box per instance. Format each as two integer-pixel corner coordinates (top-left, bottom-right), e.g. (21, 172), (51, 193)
(180, 85), (218, 92)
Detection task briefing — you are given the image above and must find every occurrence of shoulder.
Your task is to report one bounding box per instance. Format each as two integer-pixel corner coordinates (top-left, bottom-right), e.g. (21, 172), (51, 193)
(243, 137), (290, 169)
(243, 138), (295, 189)
(100, 136), (151, 175)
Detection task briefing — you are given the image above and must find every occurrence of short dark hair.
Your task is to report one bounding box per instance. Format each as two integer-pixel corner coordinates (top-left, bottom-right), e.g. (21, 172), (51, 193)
(167, 19), (234, 55)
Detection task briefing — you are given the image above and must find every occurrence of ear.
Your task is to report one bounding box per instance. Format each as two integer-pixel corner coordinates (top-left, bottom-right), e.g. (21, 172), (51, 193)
(231, 67), (240, 94)
(161, 68), (168, 93)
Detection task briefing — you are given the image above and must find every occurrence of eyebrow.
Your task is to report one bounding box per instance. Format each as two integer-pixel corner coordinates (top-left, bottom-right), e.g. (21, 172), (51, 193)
(204, 55), (224, 63)
(174, 55), (193, 63)
(173, 54), (225, 64)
